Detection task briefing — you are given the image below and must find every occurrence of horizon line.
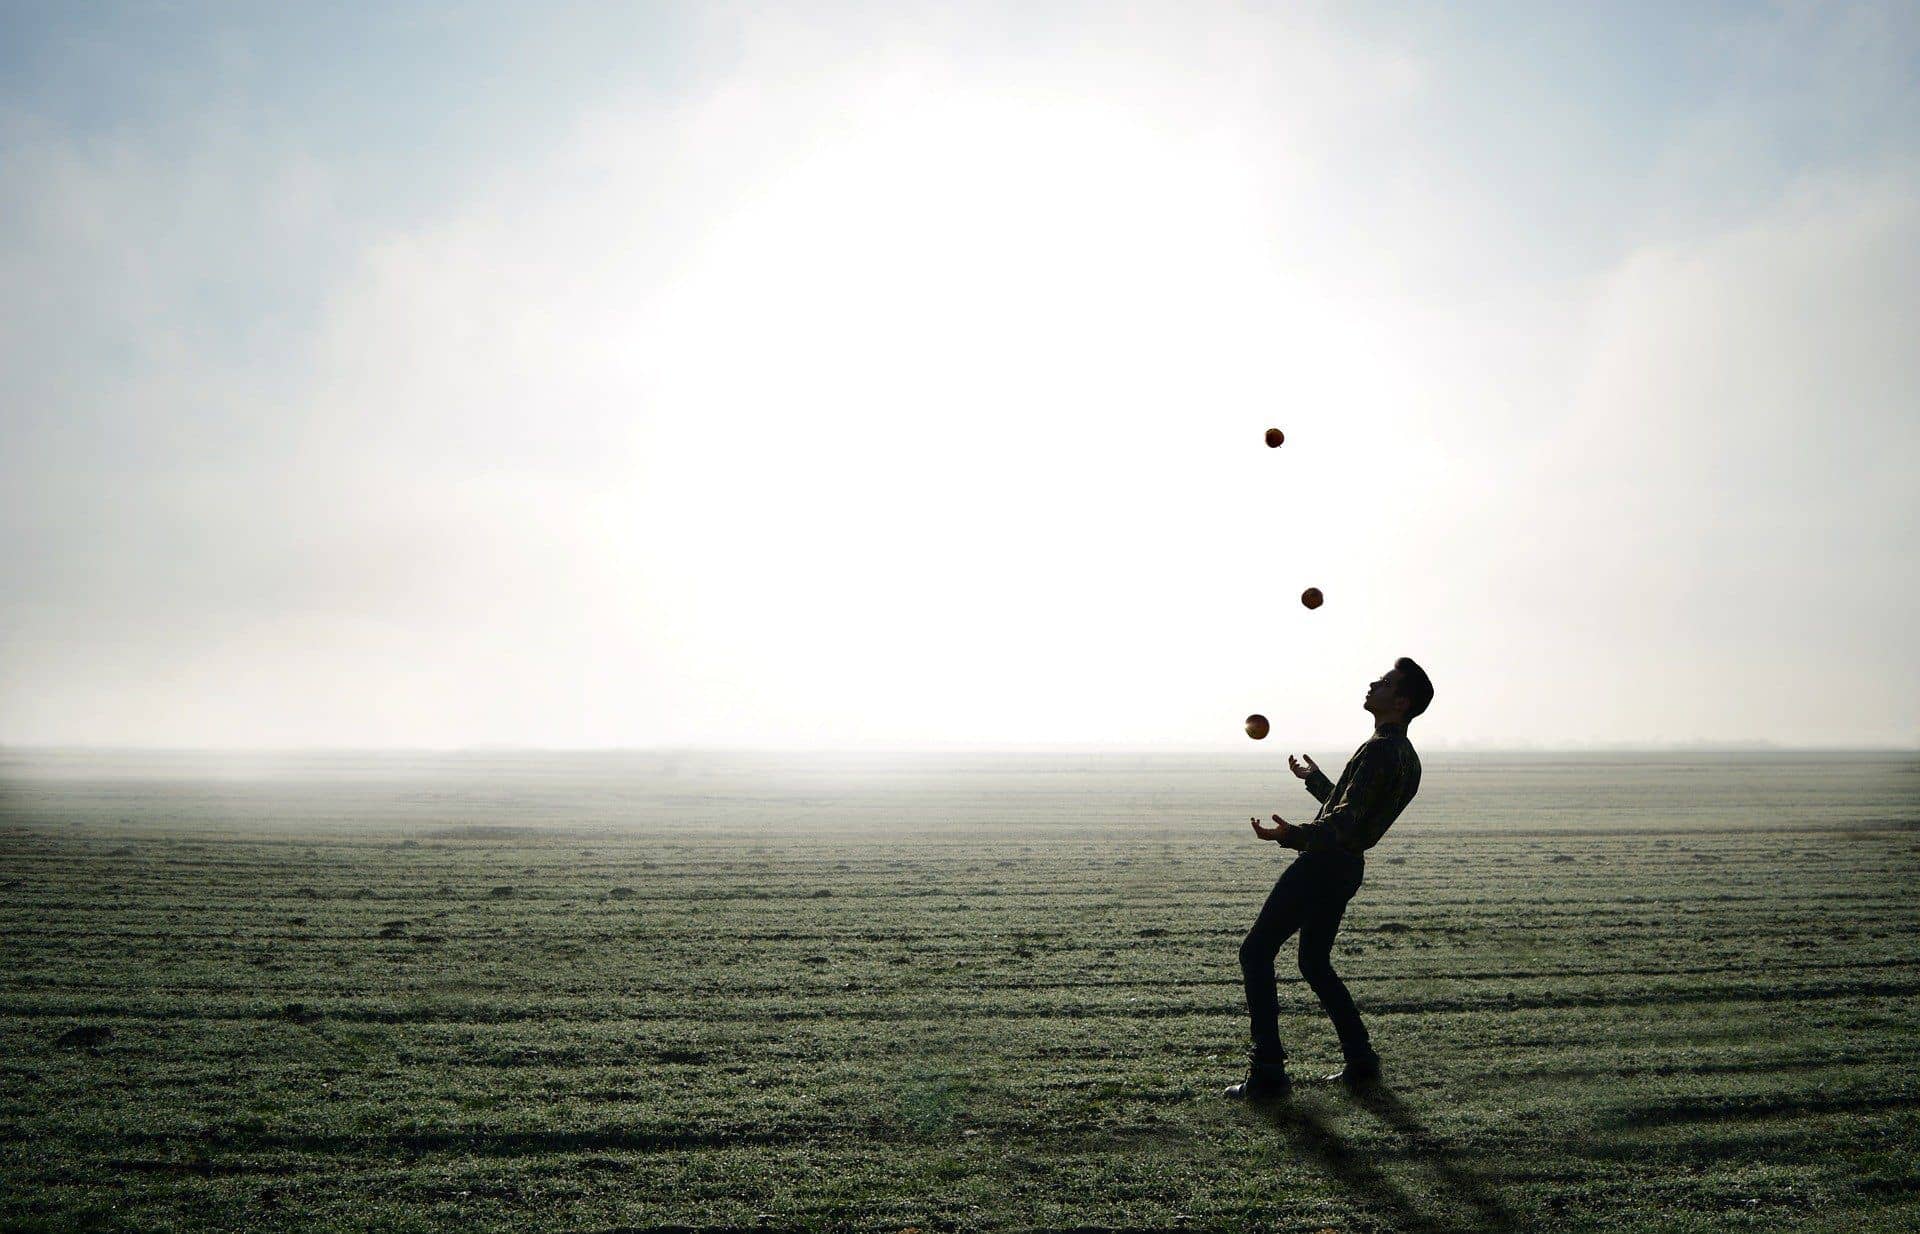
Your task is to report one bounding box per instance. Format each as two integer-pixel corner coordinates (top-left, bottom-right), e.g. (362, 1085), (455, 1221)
(3, 742), (1916, 756)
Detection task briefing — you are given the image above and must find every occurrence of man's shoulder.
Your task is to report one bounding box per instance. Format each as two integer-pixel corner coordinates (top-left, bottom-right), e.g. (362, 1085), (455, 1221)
(1367, 732), (1420, 765)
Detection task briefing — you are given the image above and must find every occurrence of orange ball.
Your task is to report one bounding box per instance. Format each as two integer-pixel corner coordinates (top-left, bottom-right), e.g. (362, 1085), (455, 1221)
(1301, 587), (1323, 610)
(1245, 714), (1270, 740)
(1264, 428), (1285, 448)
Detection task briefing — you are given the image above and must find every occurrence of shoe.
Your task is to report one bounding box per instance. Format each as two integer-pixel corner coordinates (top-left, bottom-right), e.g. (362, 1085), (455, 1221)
(1225, 1053), (1292, 1102)
(1320, 1055), (1382, 1088)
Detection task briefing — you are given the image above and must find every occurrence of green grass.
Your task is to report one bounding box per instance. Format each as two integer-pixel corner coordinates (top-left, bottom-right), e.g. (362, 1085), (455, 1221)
(1, 753), (1916, 1231)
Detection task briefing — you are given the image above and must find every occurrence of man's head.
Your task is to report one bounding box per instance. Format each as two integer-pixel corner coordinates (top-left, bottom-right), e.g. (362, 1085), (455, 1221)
(1364, 657), (1434, 726)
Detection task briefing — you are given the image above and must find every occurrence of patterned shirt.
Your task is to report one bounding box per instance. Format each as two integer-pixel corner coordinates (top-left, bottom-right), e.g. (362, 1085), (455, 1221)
(1280, 723), (1422, 857)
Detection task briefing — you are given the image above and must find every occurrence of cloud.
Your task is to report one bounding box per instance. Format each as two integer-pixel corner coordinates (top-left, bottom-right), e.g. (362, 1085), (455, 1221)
(1, 4), (1915, 747)
(1485, 168), (1920, 744)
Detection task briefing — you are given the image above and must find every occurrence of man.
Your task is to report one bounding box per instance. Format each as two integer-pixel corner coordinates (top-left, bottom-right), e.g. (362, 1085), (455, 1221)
(1226, 657), (1432, 1101)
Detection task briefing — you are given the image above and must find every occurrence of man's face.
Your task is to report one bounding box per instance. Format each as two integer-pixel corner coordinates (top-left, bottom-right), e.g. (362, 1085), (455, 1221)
(1364, 667), (1404, 718)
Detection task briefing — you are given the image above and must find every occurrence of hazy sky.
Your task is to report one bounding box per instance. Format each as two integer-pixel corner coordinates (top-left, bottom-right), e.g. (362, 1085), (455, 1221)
(2, 2), (1916, 750)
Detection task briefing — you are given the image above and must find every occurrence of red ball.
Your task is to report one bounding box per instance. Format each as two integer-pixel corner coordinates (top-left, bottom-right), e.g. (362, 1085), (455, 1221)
(1264, 428), (1285, 448)
(1245, 714), (1270, 740)
(1301, 587), (1323, 610)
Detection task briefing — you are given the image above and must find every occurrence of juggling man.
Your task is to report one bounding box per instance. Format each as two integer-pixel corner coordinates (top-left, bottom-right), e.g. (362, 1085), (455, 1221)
(1227, 657), (1433, 1100)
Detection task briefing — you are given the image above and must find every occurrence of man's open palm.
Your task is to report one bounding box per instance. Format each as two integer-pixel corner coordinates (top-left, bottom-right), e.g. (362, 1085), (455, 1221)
(1288, 754), (1320, 780)
(1250, 814), (1290, 843)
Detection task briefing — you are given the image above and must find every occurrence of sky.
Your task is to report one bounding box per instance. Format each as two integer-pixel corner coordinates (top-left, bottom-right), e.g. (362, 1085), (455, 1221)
(1, 1), (1916, 751)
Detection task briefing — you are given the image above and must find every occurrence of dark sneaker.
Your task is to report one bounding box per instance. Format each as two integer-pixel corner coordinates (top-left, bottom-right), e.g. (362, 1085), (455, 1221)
(1225, 1055), (1292, 1102)
(1320, 1054), (1382, 1088)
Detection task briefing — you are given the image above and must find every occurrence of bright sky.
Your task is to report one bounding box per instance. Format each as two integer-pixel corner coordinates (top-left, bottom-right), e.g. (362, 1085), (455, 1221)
(2, 2), (1916, 750)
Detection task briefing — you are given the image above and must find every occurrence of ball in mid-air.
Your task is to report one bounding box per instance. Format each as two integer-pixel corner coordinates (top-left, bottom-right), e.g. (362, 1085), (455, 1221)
(1245, 714), (1270, 740)
(1264, 428), (1285, 448)
(1301, 587), (1323, 610)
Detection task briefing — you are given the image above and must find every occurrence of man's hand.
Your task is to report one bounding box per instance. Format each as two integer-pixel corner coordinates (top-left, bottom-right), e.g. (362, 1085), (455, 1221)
(1288, 754), (1321, 781)
(1250, 814), (1293, 843)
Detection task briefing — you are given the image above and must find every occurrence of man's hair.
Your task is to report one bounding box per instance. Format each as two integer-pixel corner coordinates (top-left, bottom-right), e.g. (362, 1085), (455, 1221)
(1394, 657), (1434, 719)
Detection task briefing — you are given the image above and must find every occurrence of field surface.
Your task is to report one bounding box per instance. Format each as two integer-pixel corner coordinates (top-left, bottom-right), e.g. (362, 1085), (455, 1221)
(2, 749), (1918, 1232)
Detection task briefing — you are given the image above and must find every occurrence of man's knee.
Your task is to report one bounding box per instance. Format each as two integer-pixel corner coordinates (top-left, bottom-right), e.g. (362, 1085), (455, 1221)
(1239, 932), (1275, 972)
(1297, 948), (1336, 983)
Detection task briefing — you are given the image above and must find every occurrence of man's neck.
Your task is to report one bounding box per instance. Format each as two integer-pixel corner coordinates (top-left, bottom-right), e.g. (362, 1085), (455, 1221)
(1372, 719), (1408, 738)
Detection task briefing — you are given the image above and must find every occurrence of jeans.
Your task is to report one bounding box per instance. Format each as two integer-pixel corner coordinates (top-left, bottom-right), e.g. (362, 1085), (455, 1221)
(1238, 850), (1374, 1065)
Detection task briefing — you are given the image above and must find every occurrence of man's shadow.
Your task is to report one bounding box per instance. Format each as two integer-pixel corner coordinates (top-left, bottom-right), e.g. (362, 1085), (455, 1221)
(1255, 1084), (1518, 1234)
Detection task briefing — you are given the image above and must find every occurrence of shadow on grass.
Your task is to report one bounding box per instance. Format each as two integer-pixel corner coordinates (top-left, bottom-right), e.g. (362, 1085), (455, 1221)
(1256, 1085), (1518, 1234)
(1596, 1091), (1920, 1130)
(119, 1127), (795, 1157)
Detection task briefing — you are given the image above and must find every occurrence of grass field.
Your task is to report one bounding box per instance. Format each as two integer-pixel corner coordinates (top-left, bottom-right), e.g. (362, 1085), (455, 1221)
(3, 750), (1917, 1232)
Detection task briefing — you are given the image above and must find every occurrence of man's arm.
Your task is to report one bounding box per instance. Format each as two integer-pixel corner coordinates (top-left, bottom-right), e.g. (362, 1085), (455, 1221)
(1280, 743), (1402, 854)
(1290, 753), (1334, 804)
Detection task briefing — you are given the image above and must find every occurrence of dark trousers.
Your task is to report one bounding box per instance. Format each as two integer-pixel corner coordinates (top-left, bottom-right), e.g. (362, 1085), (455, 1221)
(1238, 850), (1374, 1065)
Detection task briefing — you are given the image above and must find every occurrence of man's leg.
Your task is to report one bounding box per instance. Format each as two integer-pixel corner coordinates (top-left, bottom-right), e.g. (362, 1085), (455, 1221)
(1238, 864), (1309, 1063)
(1296, 868), (1378, 1073)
